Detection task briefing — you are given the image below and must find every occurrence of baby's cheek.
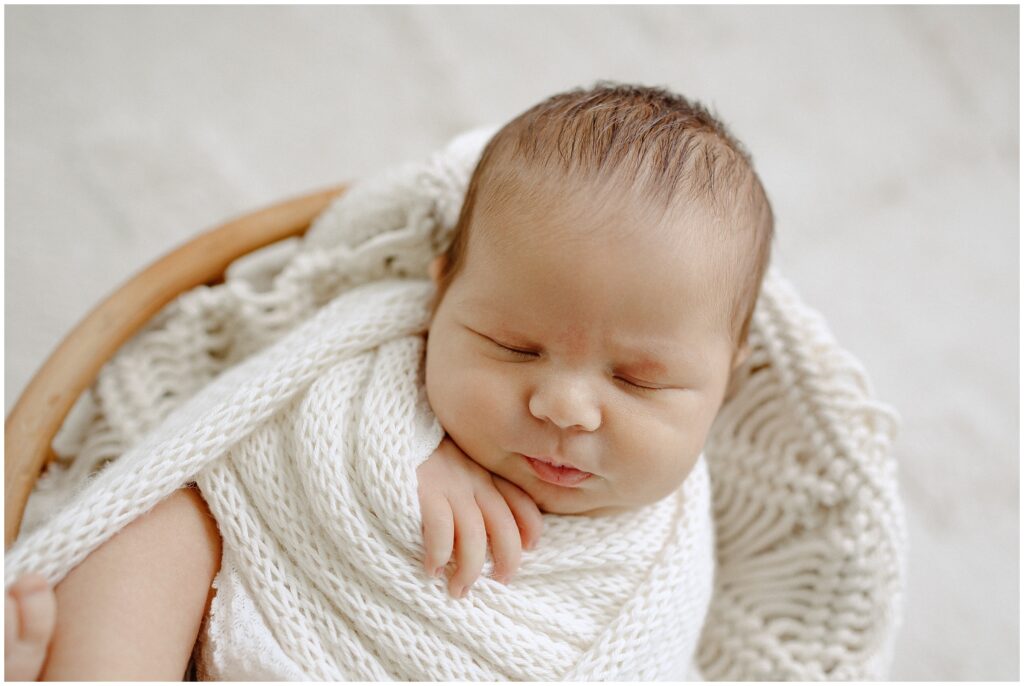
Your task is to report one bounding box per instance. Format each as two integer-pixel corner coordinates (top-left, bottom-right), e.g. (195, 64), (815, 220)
(454, 365), (511, 429)
(427, 356), (509, 442)
(619, 416), (705, 505)
(424, 348), (458, 427)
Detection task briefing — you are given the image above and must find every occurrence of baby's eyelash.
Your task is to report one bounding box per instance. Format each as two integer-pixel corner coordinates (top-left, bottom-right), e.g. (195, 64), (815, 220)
(614, 376), (662, 392)
(495, 342), (538, 359)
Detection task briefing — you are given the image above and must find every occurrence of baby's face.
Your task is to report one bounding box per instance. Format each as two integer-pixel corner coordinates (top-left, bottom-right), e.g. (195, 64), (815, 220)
(425, 181), (742, 515)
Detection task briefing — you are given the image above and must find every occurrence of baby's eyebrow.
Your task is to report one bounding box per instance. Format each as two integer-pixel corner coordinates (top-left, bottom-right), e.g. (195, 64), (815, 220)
(618, 357), (668, 377)
(614, 339), (711, 376)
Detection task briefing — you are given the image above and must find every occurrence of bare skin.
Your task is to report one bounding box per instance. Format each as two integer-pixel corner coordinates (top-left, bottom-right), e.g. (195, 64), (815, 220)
(5, 487), (221, 681)
(4, 441), (538, 680)
(418, 437), (544, 598)
(5, 574), (56, 681)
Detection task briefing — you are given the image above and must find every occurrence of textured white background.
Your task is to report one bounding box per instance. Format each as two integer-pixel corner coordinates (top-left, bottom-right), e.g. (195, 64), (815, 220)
(4, 6), (1018, 680)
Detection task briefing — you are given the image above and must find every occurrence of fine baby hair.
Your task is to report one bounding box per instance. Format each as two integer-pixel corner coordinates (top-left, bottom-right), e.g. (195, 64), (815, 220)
(438, 82), (774, 346)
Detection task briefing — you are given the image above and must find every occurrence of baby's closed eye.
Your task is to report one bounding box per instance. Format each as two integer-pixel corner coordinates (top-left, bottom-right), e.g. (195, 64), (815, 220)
(612, 375), (665, 392)
(470, 329), (539, 360)
(492, 340), (539, 359)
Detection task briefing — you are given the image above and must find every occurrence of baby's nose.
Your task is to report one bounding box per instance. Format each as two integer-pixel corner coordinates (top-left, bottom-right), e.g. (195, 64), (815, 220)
(528, 377), (601, 432)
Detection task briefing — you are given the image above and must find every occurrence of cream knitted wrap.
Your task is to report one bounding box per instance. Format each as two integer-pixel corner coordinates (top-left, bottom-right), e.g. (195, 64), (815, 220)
(7, 128), (905, 680)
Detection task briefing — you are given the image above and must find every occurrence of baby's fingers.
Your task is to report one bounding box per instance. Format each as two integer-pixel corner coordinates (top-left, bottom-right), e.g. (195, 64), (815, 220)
(448, 502), (487, 599)
(476, 488), (523, 585)
(492, 476), (544, 551)
(420, 495), (454, 578)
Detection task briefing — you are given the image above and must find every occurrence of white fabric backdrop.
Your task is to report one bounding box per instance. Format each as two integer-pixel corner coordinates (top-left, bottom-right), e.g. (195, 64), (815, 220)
(4, 5), (1017, 680)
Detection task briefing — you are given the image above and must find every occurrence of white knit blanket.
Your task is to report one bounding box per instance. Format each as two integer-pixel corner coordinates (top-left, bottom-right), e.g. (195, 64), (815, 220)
(7, 128), (906, 680)
(10, 273), (716, 680)
(190, 299), (714, 679)
(7, 276), (715, 679)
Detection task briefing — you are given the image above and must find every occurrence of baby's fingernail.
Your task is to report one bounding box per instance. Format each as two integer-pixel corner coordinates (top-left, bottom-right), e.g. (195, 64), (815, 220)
(459, 585), (470, 599)
(432, 566), (445, 578)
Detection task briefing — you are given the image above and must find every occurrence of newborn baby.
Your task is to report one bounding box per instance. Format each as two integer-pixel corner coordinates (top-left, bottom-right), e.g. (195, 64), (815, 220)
(6, 82), (773, 679)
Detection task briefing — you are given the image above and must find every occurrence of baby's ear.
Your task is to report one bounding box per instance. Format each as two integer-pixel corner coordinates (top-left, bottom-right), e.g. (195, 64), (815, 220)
(429, 255), (447, 285)
(723, 342), (752, 403)
(731, 342), (751, 371)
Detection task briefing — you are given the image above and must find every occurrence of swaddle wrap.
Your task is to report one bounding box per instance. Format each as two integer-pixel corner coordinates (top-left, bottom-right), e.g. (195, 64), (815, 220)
(8, 127), (905, 680)
(191, 304), (714, 679)
(6, 281), (716, 679)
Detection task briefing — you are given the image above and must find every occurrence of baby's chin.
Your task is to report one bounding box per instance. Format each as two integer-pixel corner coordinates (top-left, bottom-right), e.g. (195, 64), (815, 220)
(525, 478), (679, 517)
(545, 503), (633, 517)
(533, 497), (641, 518)
(524, 481), (634, 518)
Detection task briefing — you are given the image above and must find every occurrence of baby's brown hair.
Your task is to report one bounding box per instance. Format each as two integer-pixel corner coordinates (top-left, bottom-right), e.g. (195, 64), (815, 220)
(436, 82), (774, 347)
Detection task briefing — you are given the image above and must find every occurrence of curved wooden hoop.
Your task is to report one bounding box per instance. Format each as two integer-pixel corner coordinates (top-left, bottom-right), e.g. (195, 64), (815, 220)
(5, 184), (348, 547)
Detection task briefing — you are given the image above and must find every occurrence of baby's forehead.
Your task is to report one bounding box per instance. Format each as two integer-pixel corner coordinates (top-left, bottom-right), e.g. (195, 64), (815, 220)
(467, 174), (745, 321)
(474, 188), (735, 280)
(474, 165), (733, 258)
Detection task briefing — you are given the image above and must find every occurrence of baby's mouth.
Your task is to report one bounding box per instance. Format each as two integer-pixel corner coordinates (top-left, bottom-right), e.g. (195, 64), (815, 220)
(521, 455), (593, 487)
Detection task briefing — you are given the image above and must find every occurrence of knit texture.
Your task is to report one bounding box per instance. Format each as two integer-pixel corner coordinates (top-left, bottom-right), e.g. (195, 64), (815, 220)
(7, 128), (905, 680)
(192, 321), (713, 680)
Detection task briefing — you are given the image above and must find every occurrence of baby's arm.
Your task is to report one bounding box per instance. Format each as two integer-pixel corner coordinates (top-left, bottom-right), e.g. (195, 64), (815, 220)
(4, 487), (221, 680)
(417, 438), (543, 598)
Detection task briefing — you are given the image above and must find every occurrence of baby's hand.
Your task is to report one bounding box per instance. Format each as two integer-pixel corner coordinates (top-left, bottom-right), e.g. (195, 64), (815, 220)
(416, 437), (543, 599)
